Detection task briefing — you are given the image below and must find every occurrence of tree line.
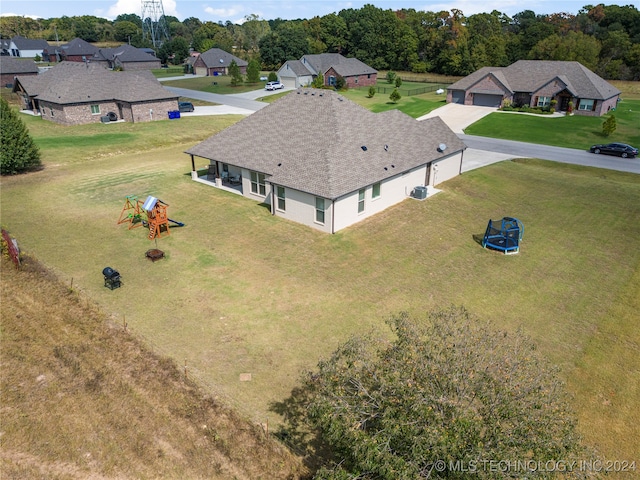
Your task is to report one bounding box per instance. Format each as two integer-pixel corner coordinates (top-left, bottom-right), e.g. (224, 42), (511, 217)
(1, 3), (638, 79)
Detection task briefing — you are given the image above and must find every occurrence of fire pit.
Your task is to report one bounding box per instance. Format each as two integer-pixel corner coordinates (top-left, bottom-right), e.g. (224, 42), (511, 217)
(145, 249), (165, 262)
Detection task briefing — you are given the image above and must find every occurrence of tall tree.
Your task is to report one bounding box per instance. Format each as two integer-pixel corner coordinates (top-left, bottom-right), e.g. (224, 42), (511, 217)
(529, 31), (601, 70)
(246, 57), (261, 83)
(228, 60), (243, 86)
(0, 98), (41, 175)
(303, 307), (587, 480)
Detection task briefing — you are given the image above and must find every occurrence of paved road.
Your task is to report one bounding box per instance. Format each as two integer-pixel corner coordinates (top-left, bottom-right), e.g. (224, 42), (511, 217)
(460, 135), (640, 174)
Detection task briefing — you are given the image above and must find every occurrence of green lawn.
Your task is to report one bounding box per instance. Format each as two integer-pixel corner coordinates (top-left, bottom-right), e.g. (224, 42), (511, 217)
(1, 112), (638, 463)
(162, 73), (267, 94)
(465, 98), (640, 150)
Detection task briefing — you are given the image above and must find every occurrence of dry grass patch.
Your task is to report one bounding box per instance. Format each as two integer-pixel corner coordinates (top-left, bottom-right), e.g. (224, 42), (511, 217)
(0, 255), (305, 479)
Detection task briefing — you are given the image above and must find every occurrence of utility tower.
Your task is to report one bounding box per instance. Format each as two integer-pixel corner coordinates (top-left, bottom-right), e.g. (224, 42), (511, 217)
(141, 0), (170, 48)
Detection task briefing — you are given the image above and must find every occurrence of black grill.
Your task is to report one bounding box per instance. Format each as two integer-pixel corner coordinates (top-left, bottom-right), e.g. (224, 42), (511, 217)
(102, 267), (122, 290)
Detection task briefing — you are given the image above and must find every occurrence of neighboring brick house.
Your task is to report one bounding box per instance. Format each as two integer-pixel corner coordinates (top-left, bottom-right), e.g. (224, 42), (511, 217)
(278, 54), (377, 89)
(0, 57), (38, 87)
(43, 38), (98, 63)
(186, 89), (465, 234)
(12, 61), (179, 126)
(0, 36), (49, 58)
(447, 60), (620, 116)
(192, 48), (247, 76)
(91, 44), (161, 70)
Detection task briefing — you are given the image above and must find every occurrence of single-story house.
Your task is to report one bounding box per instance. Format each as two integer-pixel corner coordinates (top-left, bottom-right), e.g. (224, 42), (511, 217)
(192, 48), (247, 76)
(91, 44), (161, 70)
(12, 61), (179, 126)
(0, 57), (38, 87)
(0, 35), (49, 58)
(186, 89), (465, 234)
(43, 38), (99, 63)
(447, 60), (620, 116)
(278, 53), (377, 89)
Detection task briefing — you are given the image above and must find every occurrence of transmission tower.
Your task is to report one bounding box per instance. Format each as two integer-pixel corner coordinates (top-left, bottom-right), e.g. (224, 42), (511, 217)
(141, 0), (170, 48)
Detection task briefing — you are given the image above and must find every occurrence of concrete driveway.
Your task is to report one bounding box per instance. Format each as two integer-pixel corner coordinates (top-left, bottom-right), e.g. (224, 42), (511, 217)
(417, 103), (497, 133)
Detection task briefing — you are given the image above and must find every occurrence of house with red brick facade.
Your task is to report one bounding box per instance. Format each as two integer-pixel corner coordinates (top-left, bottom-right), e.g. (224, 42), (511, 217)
(447, 60), (620, 116)
(12, 61), (178, 126)
(278, 54), (377, 89)
(0, 57), (38, 87)
(192, 48), (247, 76)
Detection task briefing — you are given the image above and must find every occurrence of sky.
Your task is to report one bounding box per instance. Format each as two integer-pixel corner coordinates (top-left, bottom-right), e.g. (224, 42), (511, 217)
(2, 0), (636, 24)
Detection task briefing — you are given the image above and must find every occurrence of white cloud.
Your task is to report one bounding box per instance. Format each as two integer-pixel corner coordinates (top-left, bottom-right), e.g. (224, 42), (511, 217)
(106, 0), (179, 20)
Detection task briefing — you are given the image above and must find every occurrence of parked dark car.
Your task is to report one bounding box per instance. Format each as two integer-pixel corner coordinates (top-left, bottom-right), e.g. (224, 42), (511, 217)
(178, 101), (194, 112)
(589, 143), (638, 158)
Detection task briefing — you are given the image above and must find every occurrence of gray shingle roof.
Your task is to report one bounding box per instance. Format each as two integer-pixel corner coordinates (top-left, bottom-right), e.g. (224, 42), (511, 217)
(93, 44), (159, 63)
(16, 61), (177, 104)
(186, 90), (464, 199)
(10, 35), (49, 51)
(0, 57), (39, 75)
(449, 61), (619, 100)
(280, 60), (314, 76)
(300, 53), (377, 77)
(198, 48), (248, 68)
(58, 38), (99, 57)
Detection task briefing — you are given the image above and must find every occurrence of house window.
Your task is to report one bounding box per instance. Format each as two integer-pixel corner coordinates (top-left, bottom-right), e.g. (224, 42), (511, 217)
(328, 76), (336, 86)
(367, 74), (371, 79)
(372, 182), (381, 199)
(315, 197), (325, 224)
(90, 104), (100, 115)
(277, 186), (286, 211)
(537, 96), (550, 107)
(49, 107), (54, 116)
(358, 188), (365, 213)
(250, 171), (266, 196)
(354, 78), (358, 84)
(578, 99), (595, 111)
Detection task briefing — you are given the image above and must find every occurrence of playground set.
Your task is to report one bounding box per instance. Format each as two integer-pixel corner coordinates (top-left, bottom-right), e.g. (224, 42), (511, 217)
(117, 195), (184, 240)
(481, 217), (524, 254)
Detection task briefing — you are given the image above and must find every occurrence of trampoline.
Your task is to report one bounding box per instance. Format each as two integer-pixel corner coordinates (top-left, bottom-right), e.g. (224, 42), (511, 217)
(482, 217), (523, 254)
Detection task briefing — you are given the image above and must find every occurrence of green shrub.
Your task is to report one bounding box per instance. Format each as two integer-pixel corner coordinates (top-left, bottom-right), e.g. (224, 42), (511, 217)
(0, 98), (41, 175)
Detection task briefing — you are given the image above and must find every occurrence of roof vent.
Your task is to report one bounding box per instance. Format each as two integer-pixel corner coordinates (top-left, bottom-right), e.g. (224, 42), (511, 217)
(384, 167), (388, 171)
(384, 144), (389, 151)
(391, 164), (395, 168)
(361, 146), (367, 151)
(277, 163), (282, 167)
(438, 143), (447, 152)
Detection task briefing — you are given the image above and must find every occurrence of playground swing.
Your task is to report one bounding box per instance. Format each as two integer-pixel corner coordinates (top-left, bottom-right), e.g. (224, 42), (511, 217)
(117, 195), (184, 240)
(481, 217), (523, 255)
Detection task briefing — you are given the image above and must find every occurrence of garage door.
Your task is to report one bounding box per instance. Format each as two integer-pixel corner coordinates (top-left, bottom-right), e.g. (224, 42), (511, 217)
(473, 93), (502, 107)
(280, 77), (296, 88)
(451, 90), (464, 104)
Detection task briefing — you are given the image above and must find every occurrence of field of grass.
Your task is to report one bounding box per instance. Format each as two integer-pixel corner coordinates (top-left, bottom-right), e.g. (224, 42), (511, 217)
(1, 106), (639, 469)
(162, 73), (267, 95)
(466, 98), (640, 150)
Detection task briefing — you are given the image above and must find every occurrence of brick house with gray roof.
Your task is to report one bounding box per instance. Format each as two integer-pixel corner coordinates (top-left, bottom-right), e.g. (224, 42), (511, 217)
(278, 53), (377, 89)
(192, 48), (247, 76)
(186, 89), (465, 233)
(0, 57), (38, 87)
(13, 61), (179, 126)
(447, 60), (620, 116)
(43, 38), (98, 63)
(91, 44), (161, 70)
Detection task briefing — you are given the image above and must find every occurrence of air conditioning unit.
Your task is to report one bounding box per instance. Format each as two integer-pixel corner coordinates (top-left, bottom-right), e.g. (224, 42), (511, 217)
(413, 186), (427, 200)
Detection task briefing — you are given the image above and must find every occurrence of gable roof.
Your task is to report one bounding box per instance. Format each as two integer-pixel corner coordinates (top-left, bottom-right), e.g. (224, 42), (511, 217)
(9, 35), (49, 51)
(280, 60), (314, 76)
(198, 48), (248, 68)
(15, 61), (176, 104)
(57, 38), (99, 57)
(186, 90), (464, 199)
(92, 44), (159, 64)
(300, 53), (377, 77)
(0, 57), (39, 75)
(449, 61), (619, 100)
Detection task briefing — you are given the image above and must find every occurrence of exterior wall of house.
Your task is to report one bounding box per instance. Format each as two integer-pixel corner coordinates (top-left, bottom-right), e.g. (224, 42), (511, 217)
(332, 166), (428, 233)
(37, 99), (177, 125)
(271, 187), (334, 234)
(430, 152), (463, 186)
(120, 60), (162, 70)
(1, 72), (36, 86)
(573, 96), (618, 116)
(448, 76), (507, 105)
(324, 67), (376, 88)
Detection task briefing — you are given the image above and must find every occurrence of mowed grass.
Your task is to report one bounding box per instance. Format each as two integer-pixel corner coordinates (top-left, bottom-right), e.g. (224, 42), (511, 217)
(465, 99), (640, 150)
(1, 106), (639, 465)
